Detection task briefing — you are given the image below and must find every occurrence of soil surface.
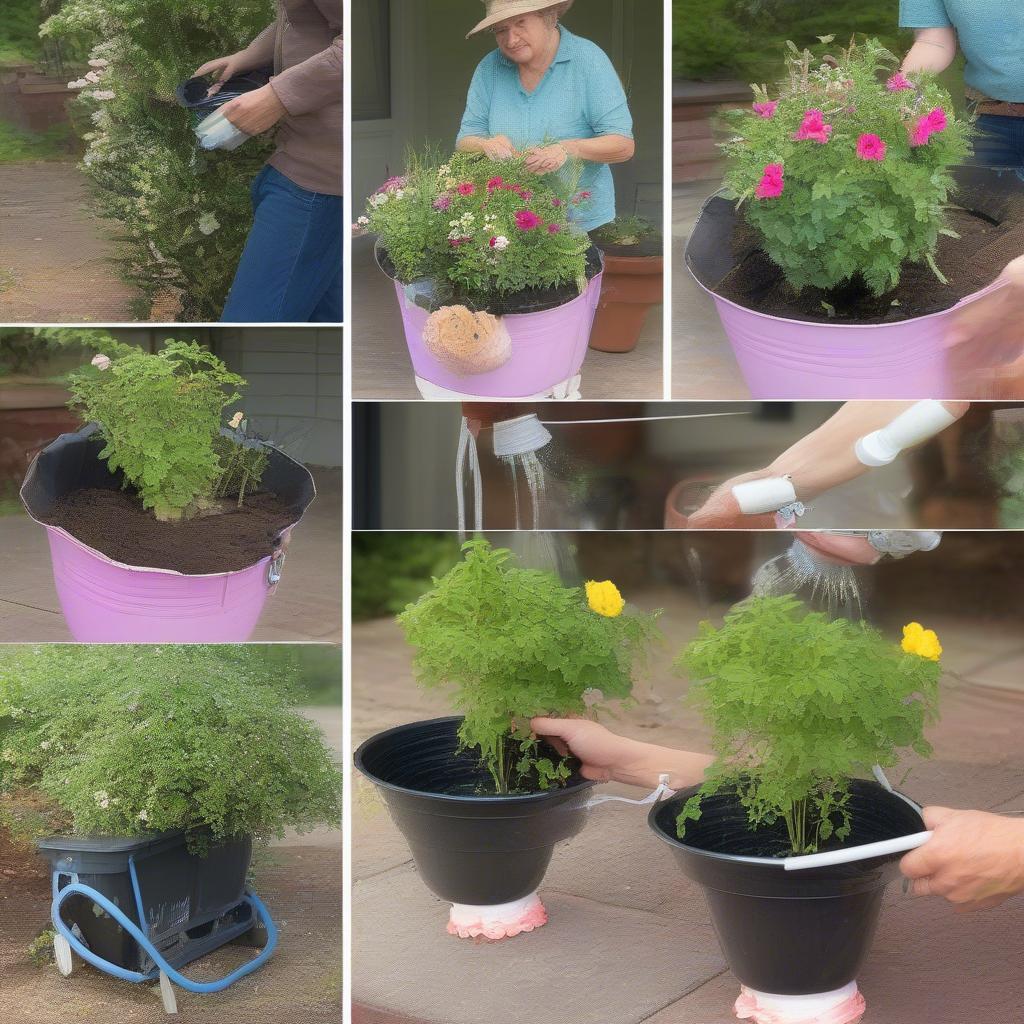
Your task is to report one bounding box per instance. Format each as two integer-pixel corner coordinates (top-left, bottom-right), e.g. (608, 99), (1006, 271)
(715, 199), (1024, 324)
(44, 488), (299, 574)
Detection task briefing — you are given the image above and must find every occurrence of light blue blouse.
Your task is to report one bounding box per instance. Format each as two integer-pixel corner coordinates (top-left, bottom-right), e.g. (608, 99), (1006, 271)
(456, 26), (634, 232)
(899, 0), (1024, 101)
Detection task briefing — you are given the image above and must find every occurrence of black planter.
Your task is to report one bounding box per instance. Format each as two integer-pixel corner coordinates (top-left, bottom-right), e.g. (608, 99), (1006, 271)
(175, 67), (274, 116)
(649, 779), (924, 996)
(355, 716), (595, 907)
(37, 831), (255, 974)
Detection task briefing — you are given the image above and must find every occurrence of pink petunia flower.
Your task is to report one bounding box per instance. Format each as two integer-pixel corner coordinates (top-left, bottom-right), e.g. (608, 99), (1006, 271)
(856, 133), (887, 161)
(548, 223), (561, 234)
(457, 182), (475, 196)
(886, 73), (914, 92)
(514, 210), (543, 231)
(551, 198), (564, 207)
(755, 163), (785, 199)
(793, 109), (832, 144)
(752, 100), (778, 119)
(909, 107), (948, 147)
(926, 107), (948, 132)
(486, 176), (504, 193)
(433, 195), (451, 211)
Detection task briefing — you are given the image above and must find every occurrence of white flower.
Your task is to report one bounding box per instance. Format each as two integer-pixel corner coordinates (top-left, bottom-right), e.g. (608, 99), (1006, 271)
(493, 235), (510, 251)
(68, 78), (88, 90)
(90, 90), (116, 101)
(357, 216), (369, 226)
(91, 354), (111, 370)
(394, 188), (405, 199)
(99, 799), (110, 809)
(88, 58), (109, 69)
(40, 740), (52, 750)
(1, 750), (16, 764)
(84, 70), (102, 83)
(197, 212), (220, 235)
(138, 810), (149, 823)
(369, 192), (388, 208)
(93, 790), (109, 807)
(229, 411), (244, 429)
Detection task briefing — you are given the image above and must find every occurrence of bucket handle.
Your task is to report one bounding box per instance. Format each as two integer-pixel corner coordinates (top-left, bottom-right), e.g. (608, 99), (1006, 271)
(586, 774), (675, 809)
(268, 549), (286, 587)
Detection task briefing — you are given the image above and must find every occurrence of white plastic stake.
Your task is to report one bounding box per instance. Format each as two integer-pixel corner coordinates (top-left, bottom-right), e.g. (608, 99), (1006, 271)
(53, 933), (73, 977)
(782, 831), (932, 871)
(732, 476), (796, 515)
(855, 400), (958, 467)
(158, 970), (179, 1014)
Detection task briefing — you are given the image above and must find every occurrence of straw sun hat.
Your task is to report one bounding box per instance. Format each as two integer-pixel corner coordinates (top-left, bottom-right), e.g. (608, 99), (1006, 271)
(467, 0), (575, 38)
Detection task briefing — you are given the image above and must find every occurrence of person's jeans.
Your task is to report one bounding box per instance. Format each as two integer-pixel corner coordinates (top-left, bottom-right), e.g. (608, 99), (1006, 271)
(971, 114), (1024, 180)
(221, 165), (343, 323)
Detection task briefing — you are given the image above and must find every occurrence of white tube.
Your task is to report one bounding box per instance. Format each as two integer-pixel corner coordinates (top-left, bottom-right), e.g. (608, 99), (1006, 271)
(732, 475), (796, 515)
(854, 400), (958, 467)
(782, 830), (932, 871)
(492, 414), (553, 458)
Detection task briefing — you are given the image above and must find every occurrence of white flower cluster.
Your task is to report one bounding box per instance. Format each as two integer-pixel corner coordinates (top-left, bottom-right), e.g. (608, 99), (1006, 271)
(93, 789), (110, 809)
(447, 211), (476, 241)
(197, 212), (221, 236)
(492, 235), (510, 251)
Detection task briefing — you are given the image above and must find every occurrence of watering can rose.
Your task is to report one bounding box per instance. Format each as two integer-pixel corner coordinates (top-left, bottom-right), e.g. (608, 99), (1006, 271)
(585, 579), (625, 618)
(901, 622), (942, 661)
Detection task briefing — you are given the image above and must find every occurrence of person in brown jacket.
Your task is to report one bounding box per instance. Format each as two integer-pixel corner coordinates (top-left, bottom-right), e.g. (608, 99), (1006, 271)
(195, 0), (342, 322)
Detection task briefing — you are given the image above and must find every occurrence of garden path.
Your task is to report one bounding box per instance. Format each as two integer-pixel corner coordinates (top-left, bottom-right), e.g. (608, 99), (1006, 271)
(351, 235), (666, 400)
(0, 162), (139, 323)
(351, 586), (1024, 1024)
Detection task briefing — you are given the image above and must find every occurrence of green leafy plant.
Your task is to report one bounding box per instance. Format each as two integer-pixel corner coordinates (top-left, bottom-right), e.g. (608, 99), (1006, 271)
(591, 215), (660, 246)
(361, 149), (592, 307)
(0, 645), (341, 850)
(41, 0), (275, 319)
(675, 595), (942, 854)
(61, 337), (265, 520)
(398, 540), (661, 794)
(719, 37), (971, 297)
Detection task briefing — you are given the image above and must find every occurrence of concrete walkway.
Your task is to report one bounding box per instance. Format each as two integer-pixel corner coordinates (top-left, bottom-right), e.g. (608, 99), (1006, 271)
(352, 584), (1024, 1024)
(351, 236), (665, 400)
(0, 468), (343, 643)
(672, 181), (747, 400)
(0, 162), (140, 323)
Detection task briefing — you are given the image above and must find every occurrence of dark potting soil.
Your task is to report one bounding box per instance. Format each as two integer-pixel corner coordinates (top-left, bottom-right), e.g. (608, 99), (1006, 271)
(714, 198), (1024, 325)
(44, 487), (298, 574)
(377, 244), (603, 316)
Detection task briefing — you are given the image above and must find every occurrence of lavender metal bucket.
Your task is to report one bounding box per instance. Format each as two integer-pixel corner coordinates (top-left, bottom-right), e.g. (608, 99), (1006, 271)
(20, 424), (315, 643)
(685, 168), (1013, 399)
(378, 243), (605, 398)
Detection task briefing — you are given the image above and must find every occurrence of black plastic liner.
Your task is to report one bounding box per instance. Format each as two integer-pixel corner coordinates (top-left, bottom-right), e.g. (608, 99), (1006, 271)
(376, 241), (605, 316)
(175, 67), (274, 116)
(649, 780), (923, 994)
(686, 165), (1020, 320)
(355, 717), (595, 905)
(37, 831), (254, 973)
(20, 422), (314, 537)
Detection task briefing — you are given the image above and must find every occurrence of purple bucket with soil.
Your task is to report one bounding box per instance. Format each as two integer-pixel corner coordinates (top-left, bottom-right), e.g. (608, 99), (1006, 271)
(378, 243), (604, 398)
(20, 424), (315, 643)
(687, 167), (1021, 399)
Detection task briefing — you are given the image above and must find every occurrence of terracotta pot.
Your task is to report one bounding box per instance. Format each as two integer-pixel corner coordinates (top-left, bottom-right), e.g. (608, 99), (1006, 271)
(589, 253), (663, 353)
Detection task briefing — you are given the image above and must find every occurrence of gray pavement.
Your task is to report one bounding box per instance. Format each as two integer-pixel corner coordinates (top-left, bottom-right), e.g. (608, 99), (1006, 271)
(0, 469), (342, 643)
(352, 586), (1024, 1024)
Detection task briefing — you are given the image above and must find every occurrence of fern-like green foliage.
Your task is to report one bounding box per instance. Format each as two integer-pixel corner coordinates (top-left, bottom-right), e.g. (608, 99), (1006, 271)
(720, 37), (972, 296)
(61, 338), (256, 520)
(42, 0), (275, 319)
(0, 645), (342, 849)
(675, 595), (941, 854)
(399, 540), (661, 794)
(364, 149), (591, 307)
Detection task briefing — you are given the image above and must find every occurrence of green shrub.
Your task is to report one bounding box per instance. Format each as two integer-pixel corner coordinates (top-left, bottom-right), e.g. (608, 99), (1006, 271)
(398, 540), (661, 793)
(361, 150), (591, 308)
(720, 38), (971, 296)
(675, 595), (942, 854)
(42, 0), (275, 319)
(0, 645), (341, 848)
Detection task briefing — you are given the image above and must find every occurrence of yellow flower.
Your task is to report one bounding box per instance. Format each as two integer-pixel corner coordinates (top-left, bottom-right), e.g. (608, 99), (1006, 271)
(586, 580), (624, 618)
(901, 622), (942, 661)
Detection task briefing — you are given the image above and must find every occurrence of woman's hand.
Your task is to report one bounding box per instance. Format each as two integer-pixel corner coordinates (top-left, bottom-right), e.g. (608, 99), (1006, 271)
(480, 135), (518, 160)
(900, 807), (1024, 912)
(524, 143), (568, 173)
(221, 84), (288, 136)
(793, 532), (881, 566)
(194, 53), (249, 96)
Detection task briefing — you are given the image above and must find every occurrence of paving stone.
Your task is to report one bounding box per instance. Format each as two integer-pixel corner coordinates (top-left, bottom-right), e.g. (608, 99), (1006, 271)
(353, 865), (726, 1024)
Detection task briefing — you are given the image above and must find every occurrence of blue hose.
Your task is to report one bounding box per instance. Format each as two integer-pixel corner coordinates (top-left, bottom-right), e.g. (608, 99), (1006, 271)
(50, 868), (277, 994)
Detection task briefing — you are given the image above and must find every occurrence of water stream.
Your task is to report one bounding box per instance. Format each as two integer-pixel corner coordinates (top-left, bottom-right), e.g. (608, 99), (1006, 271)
(752, 538), (867, 620)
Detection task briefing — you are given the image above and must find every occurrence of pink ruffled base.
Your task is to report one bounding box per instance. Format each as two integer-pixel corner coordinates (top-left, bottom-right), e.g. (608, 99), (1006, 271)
(446, 893), (548, 941)
(734, 983), (866, 1024)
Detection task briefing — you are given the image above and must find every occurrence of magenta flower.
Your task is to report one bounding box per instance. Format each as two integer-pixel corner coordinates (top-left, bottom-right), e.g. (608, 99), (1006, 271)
(432, 195), (451, 211)
(856, 133), (887, 161)
(886, 73), (914, 92)
(752, 100), (778, 119)
(486, 176), (504, 193)
(755, 163), (785, 199)
(548, 223), (561, 234)
(909, 107), (948, 147)
(926, 107), (948, 132)
(457, 182), (475, 196)
(793, 109), (832, 144)
(514, 210), (543, 231)
(551, 197), (564, 207)
(375, 175), (407, 194)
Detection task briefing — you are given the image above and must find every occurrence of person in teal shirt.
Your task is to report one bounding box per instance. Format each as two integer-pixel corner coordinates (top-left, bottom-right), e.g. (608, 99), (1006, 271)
(899, 1), (1024, 173)
(456, 0), (635, 233)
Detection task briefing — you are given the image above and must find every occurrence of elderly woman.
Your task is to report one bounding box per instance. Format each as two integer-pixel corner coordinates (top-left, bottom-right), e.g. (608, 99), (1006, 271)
(456, 0), (634, 233)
